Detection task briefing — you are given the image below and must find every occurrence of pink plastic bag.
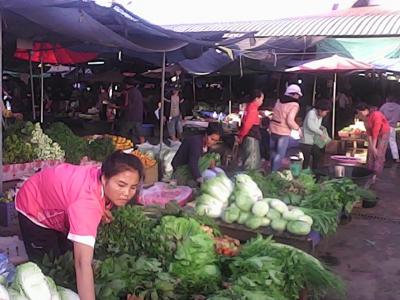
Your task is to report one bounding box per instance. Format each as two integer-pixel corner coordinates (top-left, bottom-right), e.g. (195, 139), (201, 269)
(137, 182), (193, 207)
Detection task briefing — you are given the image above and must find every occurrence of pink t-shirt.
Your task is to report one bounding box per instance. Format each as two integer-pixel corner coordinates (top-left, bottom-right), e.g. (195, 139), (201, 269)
(16, 164), (105, 248)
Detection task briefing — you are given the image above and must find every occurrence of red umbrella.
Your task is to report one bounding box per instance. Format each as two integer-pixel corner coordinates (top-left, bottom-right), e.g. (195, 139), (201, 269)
(285, 55), (373, 137)
(14, 42), (98, 64)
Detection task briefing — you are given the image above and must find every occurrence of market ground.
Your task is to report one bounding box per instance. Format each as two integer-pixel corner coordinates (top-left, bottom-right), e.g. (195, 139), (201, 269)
(320, 162), (400, 300)
(1, 164), (400, 300)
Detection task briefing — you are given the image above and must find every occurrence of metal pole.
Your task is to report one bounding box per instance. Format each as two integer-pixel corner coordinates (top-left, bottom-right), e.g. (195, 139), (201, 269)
(229, 75), (232, 114)
(159, 52), (166, 156)
(192, 76), (196, 103)
(29, 51), (36, 120)
(40, 55), (44, 123)
(332, 73), (337, 139)
(312, 76), (317, 106)
(0, 11), (3, 194)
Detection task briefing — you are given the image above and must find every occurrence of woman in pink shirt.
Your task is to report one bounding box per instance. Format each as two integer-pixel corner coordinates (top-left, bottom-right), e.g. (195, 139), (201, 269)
(356, 102), (390, 183)
(16, 151), (143, 300)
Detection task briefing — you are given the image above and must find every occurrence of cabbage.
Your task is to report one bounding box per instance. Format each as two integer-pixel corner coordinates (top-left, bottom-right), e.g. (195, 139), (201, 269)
(222, 204), (241, 224)
(205, 201), (225, 218)
(11, 262), (52, 300)
(260, 217), (271, 227)
(269, 199), (289, 214)
(7, 289), (28, 300)
(297, 215), (313, 225)
(271, 218), (287, 232)
(217, 173), (234, 194)
(234, 191), (256, 212)
(266, 208), (281, 220)
(282, 208), (304, 221)
(287, 221), (312, 235)
(57, 287), (80, 300)
(237, 211), (250, 224)
(245, 217), (264, 230)
(195, 203), (208, 216)
(45, 277), (60, 300)
(251, 201), (269, 217)
(234, 174), (263, 201)
(201, 176), (231, 202)
(0, 276), (6, 287)
(0, 285), (9, 300)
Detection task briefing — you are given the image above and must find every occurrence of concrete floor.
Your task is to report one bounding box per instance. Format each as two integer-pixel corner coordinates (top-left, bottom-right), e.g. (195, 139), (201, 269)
(319, 163), (400, 300)
(1, 164), (400, 299)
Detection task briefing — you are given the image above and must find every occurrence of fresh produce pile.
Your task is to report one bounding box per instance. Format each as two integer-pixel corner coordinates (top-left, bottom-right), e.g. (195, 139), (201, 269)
(0, 261), (79, 300)
(38, 205), (344, 299)
(86, 137), (115, 162)
(3, 121), (64, 164)
(174, 152), (221, 185)
(195, 173), (315, 236)
(105, 134), (134, 150)
(246, 170), (375, 236)
(45, 122), (88, 164)
(131, 149), (157, 168)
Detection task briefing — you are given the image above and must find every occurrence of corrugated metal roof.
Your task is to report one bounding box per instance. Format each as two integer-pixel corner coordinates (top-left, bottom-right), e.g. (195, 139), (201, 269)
(164, 7), (400, 37)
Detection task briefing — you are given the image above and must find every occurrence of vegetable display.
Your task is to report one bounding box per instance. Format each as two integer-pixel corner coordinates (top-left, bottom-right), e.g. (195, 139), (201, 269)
(45, 122), (87, 164)
(131, 149), (157, 168)
(86, 137), (115, 162)
(106, 135), (134, 150)
(0, 261), (78, 300)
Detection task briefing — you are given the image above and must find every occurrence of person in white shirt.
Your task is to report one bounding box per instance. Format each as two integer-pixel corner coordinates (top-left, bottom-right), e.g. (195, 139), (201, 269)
(299, 99), (331, 169)
(380, 94), (400, 163)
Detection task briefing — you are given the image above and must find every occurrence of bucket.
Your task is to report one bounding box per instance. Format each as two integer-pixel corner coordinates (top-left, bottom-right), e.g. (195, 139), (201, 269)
(314, 165), (374, 188)
(289, 156), (303, 177)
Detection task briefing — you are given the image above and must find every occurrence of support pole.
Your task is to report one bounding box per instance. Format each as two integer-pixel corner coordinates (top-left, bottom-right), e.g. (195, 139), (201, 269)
(228, 75), (232, 114)
(40, 55), (44, 123)
(312, 76), (317, 106)
(192, 76), (196, 103)
(29, 51), (36, 120)
(159, 52), (166, 156)
(332, 73), (337, 139)
(0, 11), (3, 194)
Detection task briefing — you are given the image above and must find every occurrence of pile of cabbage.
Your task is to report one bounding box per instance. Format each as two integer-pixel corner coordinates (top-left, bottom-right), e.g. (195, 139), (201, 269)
(195, 173), (314, 236)
(0, 262), (79, 300)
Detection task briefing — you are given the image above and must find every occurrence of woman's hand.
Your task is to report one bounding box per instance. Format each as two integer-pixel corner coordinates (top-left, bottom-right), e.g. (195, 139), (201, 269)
(102, 209), (113, 224)
(74, 242), (96, 300)
(371, 146), (378, 158)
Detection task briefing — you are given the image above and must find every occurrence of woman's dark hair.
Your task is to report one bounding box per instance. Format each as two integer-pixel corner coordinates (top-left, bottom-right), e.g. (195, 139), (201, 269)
(250, 89), (264, 100)
(101, 151), (144, 180)
(315, 99), (331, 111)
(206, 122), (223, 137)
(355, 102), (369, 111)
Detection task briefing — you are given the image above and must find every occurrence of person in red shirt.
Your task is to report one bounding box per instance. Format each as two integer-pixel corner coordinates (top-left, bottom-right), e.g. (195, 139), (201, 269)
(236, 89), (264, 170)
(356, 102), (390, 181)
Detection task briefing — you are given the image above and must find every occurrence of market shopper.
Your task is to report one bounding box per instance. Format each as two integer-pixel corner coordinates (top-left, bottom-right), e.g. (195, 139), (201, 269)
(172, 122), (223, 185)
(236, 89), (264, 170)
(119, 77), (145, 144)
(299, 99), (331, 170)
(356, 102), (390, 182)
(16, 151), (143, 300)
(164, 86), (185, 141)
(379, 94), (400, 163)
(270, 84), (302, 171)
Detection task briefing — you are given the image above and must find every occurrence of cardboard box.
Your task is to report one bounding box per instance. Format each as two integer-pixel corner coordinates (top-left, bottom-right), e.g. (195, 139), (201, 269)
(144, 162), (159, 186)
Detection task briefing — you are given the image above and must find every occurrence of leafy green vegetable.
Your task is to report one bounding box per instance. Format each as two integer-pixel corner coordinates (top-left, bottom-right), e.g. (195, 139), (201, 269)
(86, 137), (115, 162)
(45, 122), (87, 164)
(298, 208), (338, 237)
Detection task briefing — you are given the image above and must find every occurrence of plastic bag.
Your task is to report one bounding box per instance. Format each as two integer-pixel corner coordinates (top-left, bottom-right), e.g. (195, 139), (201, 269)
(0, 252), (16, 284)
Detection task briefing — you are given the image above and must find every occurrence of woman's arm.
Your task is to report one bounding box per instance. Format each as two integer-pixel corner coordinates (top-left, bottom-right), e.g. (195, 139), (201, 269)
(74, 242), (96, 300)
(286, 105), (300, 130)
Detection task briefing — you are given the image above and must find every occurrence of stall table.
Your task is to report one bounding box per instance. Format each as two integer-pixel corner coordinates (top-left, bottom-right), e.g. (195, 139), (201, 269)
(215, 220), (321, 255)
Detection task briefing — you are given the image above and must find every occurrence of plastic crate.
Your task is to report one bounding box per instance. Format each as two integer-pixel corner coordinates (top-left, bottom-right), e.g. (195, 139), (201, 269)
(0, 202), (18, 227)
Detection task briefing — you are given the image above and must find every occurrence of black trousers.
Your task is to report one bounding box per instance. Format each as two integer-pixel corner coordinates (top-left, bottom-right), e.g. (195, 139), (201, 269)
(18, 213), (72, 263)
(300, 143), (323, 170)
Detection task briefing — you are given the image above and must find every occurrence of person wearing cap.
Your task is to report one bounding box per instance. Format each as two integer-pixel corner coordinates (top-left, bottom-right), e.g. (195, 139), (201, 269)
(270, 84), (302, 171)
(300, 99), (331, 169)
(119, 77), (145, 144)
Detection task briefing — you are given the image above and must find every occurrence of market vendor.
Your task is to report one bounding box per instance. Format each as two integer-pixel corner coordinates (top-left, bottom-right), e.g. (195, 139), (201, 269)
(15, 151), (143, 300)
(356, 102), (390, 184)
(236, 89), (264, 170)
(171, 122), (224, 185)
